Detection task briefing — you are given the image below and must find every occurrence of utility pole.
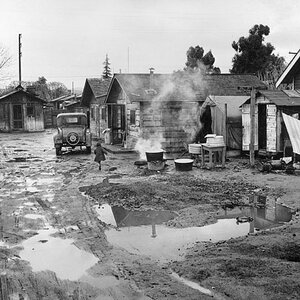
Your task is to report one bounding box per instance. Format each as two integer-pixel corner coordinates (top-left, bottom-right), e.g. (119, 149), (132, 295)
(238, 85), (257, 167)
(250, 87), (256, 167)
(18, 33), (22, 85)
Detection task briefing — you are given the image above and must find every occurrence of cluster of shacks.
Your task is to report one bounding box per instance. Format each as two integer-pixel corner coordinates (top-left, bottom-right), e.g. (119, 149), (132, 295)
(1, 49), (300, 156)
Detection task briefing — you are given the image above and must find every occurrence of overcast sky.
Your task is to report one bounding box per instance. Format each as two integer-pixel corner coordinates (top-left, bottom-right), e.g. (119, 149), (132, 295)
(1, 0), (299, 91)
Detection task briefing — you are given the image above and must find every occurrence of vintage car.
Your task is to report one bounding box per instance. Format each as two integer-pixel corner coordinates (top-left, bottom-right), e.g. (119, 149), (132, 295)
(53, 112), (92, 155)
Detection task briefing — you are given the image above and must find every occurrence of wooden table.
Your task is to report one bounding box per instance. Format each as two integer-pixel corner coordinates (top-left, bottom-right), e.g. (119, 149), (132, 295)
(201, 143), (226, 169)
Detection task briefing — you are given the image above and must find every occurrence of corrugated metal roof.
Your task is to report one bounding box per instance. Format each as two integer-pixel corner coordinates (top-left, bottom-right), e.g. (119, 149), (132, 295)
(51, 94), (82, 102)
(258, 90), (300, 106)
(282, 89), (300, 98)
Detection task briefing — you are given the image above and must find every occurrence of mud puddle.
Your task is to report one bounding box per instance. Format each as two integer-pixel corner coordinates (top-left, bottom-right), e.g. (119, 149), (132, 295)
(19, 225), (98, 280)
(95, 204), (249, 262)
(218, 195), (294, 232)
(96, 196), (294, 263)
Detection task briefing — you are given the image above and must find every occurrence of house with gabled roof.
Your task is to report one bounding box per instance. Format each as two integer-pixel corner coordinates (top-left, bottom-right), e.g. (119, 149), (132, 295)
(276, 49), (300, 89)
(240, 90), (300, 155)
(104, 69), (266, 153)
(0, 85), (47, 132)
(81, 78), (111, 138)
(239, 50), (300, 157)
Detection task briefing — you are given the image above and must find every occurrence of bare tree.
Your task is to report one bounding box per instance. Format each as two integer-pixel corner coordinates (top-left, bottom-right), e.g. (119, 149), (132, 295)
(0, 45), (12, 80)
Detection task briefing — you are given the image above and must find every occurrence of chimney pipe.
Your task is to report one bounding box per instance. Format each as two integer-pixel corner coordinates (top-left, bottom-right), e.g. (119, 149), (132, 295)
(149, 67), (154, 89)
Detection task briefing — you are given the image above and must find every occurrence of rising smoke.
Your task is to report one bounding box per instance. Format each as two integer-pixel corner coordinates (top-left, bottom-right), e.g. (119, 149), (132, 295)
(134, 70), (206, 159)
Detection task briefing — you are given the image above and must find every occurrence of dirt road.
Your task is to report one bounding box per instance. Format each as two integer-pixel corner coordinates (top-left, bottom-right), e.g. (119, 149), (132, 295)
(0, 131), (299, 300)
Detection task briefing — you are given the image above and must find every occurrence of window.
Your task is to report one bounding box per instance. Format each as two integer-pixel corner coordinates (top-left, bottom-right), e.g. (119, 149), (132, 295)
(130, 110), (136, 125)
(27, 105), (35, 117)
(90, 107), (95, 120)
(101, 107), (106, 120)
(57, 115), (87, 127)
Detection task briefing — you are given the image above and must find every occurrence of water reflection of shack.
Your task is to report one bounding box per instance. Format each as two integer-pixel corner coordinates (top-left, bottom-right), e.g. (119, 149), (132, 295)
(111, 206), (176, 227)
(218, 196), (293, 233)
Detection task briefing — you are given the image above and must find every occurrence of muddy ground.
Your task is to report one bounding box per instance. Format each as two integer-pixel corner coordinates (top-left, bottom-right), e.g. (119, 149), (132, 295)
(0, 130), (299, 300)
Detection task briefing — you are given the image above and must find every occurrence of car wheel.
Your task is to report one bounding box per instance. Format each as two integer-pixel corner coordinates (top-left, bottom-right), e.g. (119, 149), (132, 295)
(56, 147), (62, 156)
(67, 132), (79, 146)
(86, 146), (91, 154)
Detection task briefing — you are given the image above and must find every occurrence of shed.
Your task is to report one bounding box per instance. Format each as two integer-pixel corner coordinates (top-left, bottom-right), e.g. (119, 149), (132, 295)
(0, 85), (46, 132)
(201, 95), (250, 150)
(104, 71), (265, 153)
(240, 89), (300, 155)
(50, 93), (82, 111)
(81, 78), (111, 138)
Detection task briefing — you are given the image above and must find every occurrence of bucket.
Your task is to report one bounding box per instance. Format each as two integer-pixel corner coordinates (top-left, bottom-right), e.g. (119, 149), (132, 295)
(188, 144), (202, 154)
(145, 151), (164, 162)
(174, 159), (194, 171)
(104, 129), (112, 144)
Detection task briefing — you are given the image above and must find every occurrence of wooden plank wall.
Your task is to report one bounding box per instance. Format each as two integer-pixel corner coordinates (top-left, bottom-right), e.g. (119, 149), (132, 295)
(139, 101), (201, 152)
(266, 104), (277, 152)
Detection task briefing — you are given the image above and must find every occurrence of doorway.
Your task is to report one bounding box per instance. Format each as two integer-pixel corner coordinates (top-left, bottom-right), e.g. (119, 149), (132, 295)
(13, 104), (23, 129)
(258, 104), (267, 149)
(108, 104), (125, 144)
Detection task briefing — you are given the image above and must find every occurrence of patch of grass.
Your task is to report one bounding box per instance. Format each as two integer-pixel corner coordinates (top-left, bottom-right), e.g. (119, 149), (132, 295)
(217, 258), (268, 279)
(270, 243), (300, 262)
(264, 279), (300, 298)
(191, 269), (211, 281)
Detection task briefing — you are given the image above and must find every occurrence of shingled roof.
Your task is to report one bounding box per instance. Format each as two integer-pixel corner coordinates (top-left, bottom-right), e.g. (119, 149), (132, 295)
(81, 78), (111, 106)
(106, 73), (266, 103)
(0, 86), (46, 103)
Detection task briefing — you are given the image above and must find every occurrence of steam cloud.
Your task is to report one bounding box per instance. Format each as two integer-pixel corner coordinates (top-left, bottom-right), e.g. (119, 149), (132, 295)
(134, 70), (205, 159)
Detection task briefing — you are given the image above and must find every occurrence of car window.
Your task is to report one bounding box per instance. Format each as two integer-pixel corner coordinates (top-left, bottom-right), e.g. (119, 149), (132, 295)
(57, 115), (87, 127)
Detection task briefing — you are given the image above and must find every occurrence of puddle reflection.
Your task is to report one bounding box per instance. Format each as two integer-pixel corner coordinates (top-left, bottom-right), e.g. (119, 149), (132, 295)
(96, 204), (249, 262)
(96, 196), (294, 262)
(218, 195), (293, 232)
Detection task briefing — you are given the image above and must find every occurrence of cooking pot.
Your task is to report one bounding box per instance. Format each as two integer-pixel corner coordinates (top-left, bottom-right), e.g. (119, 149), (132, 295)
(145, 150), (164, 162)
(174, 158), (194, 171)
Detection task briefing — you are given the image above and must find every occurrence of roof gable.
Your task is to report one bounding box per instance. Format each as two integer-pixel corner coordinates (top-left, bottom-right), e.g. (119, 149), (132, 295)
(0, 88), (46, 103)
(276, 50), (300, 88)
(205, 95), (250, 117)
(81, 78), (111, 106)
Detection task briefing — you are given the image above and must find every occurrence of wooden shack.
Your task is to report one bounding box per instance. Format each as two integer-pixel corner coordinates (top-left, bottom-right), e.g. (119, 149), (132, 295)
(105, 71), (204, 152)
(239, 50), (300, 156)
(81, 78), (111, 138)
(240, 90), (300, 155)
(201, 95), (250, 150)
(0, 85), (46, 132)
(105, 71), (265, 153)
